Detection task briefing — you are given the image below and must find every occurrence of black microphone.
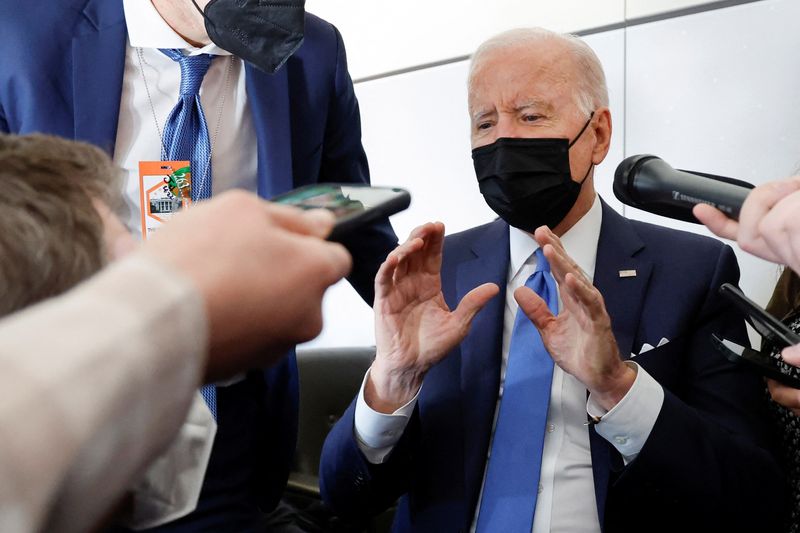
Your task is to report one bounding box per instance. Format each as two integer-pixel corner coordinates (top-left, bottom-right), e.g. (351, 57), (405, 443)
(613, 155), (755, 223)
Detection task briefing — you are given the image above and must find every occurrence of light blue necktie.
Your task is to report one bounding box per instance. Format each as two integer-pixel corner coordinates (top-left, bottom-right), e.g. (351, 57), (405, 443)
(159, 49), (213, 201)
(160, 49), (217, 419)
(476, 247), (558, 531)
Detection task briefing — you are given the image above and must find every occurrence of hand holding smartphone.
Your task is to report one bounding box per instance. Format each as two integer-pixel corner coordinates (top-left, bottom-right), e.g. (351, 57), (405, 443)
(271, 184), (410, 242)
(712, 335), (800, 388)
(713, 283), (800, 388)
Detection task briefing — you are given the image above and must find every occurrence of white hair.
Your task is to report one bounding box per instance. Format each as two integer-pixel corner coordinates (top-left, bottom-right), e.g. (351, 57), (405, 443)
(468, 27), (609, 116)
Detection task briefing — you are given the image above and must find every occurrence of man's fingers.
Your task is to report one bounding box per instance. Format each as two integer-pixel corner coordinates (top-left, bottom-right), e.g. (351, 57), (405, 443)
(736, 179), (800, 257)
(394, 237), (425, 281)
(300, 209), (338, 239)
(514, 285), (554, 331)
(375, 253), (400, 299)
(534, 226), (567, 256)
(422, 222), (446, 274)
(400, 222), (442, 274)
(760, 190), (800, 268)
(265, 201), (336, 238)
(296, 232), (353, 285)
(315, 240), (353, 284)
(767, 378), (800, 410)
(406, 222), (439, 243)
(410, 222), (443, 273)
(693, 204), (739, 240)
(566, 272), (602, 311)
(375, 238), (425, 297)
(542, 243), (586, 287)
(541, 268), (609, 335)
(453, 283), (500, 327)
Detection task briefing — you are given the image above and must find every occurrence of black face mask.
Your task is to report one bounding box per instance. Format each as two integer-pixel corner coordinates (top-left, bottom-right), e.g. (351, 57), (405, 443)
(191, 0), (305, 74)
(471, 113), (595, 232)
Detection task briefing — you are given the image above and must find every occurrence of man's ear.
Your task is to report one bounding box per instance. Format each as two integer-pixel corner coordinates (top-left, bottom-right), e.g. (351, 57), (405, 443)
(92, 198), (138, 261)
(591, 107), (612, 165)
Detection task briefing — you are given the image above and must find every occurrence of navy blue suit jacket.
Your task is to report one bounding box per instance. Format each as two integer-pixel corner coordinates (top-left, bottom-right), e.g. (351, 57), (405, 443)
(0, 0), (398, 527)
(320, 201), (785, 532)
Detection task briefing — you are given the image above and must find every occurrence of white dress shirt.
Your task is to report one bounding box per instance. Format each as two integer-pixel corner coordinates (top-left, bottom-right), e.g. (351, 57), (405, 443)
(110, 1), (255, 526)
(354, 196), (665, 532)
(116, 0), (257, 234)
(122, 395), (216, 530)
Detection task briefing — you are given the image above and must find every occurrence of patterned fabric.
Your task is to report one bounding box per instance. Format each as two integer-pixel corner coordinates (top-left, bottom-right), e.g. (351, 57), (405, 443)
(767, 313), (800, 533)
(159, 49), (214, 201)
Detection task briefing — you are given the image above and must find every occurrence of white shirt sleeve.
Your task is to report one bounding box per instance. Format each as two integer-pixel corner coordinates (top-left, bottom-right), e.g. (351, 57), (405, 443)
(0, 254), (208, 533)
(586, 362), (665, 464)
(122, 394), (217, 530)
(354, 369), (421, 464)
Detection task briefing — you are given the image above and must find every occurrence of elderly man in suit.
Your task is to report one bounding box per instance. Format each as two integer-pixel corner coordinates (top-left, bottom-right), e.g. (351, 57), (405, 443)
(0, 0), (397, 530)
(320, 27), (784, 532)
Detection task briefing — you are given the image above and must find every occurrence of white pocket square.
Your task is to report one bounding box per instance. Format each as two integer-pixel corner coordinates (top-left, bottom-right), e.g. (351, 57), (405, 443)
(631, 338), (669, 358)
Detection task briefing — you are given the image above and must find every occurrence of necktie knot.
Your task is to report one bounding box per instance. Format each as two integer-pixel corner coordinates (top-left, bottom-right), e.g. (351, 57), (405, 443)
(161, 49), (212, 96)
(534, 247), (551, 274)
(525, 247), (558, 316)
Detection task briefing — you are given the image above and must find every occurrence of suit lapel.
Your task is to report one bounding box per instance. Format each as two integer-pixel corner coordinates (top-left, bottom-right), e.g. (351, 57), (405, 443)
(457, 220), (509, 527)
(72, 0), (127, 154)
(594, 200), (652, 362)
(244, 63), (293, 198)
(590, 199), (652, 526)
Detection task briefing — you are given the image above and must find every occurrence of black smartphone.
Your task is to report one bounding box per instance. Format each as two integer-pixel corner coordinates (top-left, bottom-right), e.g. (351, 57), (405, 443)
(719, 283), (800, 348)
(271, 184), (411, 242)
(711, 334), (800, 388)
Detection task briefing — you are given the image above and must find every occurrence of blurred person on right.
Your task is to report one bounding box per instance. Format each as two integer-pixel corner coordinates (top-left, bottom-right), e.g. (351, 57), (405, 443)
(319, 27), (785, 533)
(695, 177), (800, 275)
(697, 178), (800, 532)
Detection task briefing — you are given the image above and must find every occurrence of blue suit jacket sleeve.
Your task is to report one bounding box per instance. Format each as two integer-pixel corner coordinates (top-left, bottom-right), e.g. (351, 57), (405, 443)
(320, 399), (420, 518)
(600, 244), (785, 532)
(315, 24), (398, 305)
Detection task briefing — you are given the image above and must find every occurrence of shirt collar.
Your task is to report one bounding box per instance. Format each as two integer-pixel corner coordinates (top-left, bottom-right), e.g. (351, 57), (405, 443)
(508, 194), (603, 282)
(123, 0), (231, 56)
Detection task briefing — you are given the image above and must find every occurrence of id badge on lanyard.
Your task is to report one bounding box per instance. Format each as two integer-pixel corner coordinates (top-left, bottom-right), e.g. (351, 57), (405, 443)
(138, 161), (193, 240)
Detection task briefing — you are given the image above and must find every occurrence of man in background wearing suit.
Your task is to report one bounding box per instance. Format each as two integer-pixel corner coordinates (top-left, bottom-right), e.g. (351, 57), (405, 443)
(320, 28), (784, 532)
(0, 0), (398, 530)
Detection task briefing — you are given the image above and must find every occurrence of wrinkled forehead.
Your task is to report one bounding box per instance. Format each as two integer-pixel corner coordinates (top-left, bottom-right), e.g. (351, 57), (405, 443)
(467, 42), (579, 114)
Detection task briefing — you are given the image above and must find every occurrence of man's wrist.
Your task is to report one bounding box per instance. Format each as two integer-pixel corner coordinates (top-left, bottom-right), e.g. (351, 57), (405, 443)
(589, 362), (637, 411)
(365, 360), (425, 414)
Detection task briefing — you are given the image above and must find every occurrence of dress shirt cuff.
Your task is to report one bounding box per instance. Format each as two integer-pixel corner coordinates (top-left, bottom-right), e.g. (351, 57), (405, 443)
(586, 362), (664, 463)
(122, 394), (217, 529)
(354, 368), (419, 464)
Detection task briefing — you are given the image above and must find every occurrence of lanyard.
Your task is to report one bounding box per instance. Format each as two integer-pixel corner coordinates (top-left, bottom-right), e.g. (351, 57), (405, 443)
(135, 47), (234, 192)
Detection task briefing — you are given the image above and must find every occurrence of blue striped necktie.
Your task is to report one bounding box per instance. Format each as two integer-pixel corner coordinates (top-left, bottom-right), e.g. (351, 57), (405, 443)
(160, 49), (217, 419)
(476, 247), (558, 531)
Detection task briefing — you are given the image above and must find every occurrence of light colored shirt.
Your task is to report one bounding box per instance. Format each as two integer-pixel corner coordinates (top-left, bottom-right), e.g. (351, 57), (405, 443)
(0, 254), (208, 533)
(116, 0), (257, 235)
(112, 2), (253, 525)
(122, 394), (216, 530)
(354, 195), (665, 532)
